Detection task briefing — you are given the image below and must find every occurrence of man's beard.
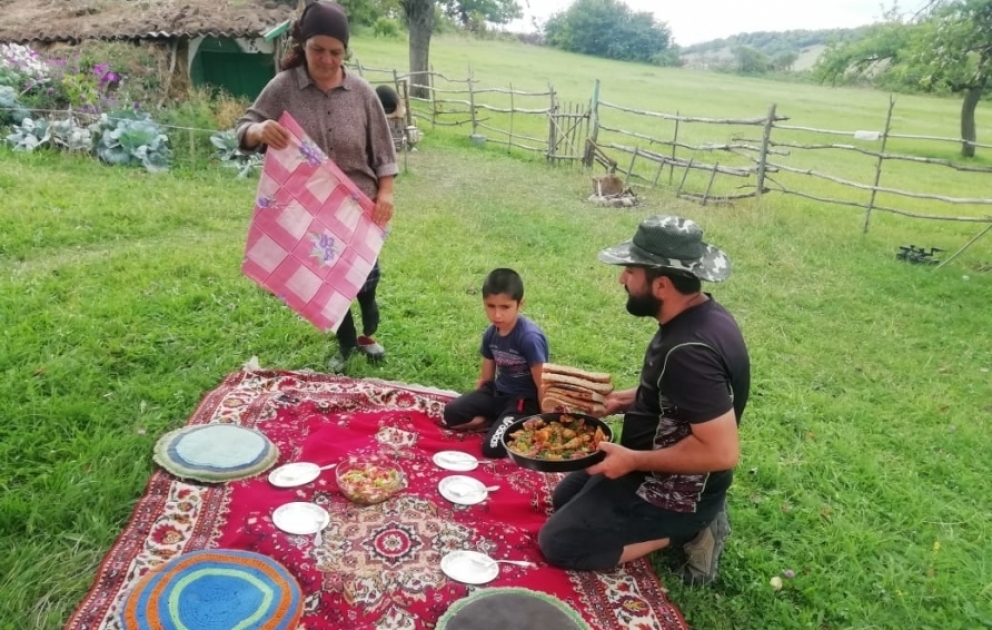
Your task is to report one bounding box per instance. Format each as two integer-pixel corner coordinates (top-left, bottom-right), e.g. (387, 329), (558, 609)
(625, 288), (662, 318)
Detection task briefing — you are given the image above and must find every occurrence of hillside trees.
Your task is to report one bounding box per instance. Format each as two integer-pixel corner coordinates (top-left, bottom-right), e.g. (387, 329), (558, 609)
(544, 0), (676, 65)
(816, 0), (991, 157)
(682, 28), (868, 58)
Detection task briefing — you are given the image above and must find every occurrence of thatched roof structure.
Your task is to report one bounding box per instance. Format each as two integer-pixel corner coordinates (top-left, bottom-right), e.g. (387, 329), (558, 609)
(0, 0), (298, 44)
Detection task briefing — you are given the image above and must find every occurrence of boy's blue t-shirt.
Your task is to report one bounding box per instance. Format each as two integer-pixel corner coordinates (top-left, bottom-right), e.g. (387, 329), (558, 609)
(480, 315), (549, 398)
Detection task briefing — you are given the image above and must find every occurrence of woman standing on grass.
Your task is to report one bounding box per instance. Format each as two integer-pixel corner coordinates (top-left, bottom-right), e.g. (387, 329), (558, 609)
(236, 0), (398, 372)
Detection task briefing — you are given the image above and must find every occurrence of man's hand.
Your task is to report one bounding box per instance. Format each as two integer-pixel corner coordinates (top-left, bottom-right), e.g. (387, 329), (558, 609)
(602, 387), (636, 416)
(585, 442), (639, 479)
(602, 393), (627, 416)
(250, 120), (290, 150)
(372, 190), (394, 226)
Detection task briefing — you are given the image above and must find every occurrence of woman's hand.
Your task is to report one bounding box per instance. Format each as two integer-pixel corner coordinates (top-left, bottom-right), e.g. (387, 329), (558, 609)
(250, 120), (290, 150)
(372, 190), (394, 226)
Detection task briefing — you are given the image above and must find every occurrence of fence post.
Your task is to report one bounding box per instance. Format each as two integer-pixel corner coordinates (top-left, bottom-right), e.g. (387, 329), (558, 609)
(675, 158), (694, 197)
(936, 223), (992, 269)
(652, 159), (665, 188)
(507, 82), (515, 154)
(755, 103), (776, 198)
(863, 96), (895, 234)
(669, 111), (680, 185)
(468, 66), (478, 138)
(429, 64), (437, 130)
(400, 76), (412, 129)
(624, 148), (639, 187)
(702, 162), (719, 206)
(583, 80), (599, 168)
(547, 83), (557, 164)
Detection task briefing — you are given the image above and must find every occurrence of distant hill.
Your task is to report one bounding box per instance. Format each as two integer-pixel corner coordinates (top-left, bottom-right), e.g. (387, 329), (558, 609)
(680, 27), (870, 71)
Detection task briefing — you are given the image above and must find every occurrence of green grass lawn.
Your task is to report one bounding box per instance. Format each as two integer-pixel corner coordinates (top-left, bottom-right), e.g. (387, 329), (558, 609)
(2, 35), (991, 630)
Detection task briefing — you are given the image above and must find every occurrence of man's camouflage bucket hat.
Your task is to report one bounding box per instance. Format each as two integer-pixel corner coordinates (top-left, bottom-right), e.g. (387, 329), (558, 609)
(598, 215), (731, 282)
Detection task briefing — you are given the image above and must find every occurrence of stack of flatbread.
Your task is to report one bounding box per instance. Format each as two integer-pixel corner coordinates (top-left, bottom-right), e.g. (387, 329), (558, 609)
(539, 363), (614, 416)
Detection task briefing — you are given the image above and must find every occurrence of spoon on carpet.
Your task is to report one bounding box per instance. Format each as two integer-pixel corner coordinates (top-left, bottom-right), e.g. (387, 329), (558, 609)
(268, 462), (337, 488)
(486, 559), (537, 568)
(314, 512), (331, 547)
(449, 485), (500, 498)
(467, 554), (536, 569)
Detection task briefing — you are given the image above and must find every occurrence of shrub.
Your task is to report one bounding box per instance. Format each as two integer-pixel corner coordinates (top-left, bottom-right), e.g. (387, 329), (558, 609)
(156, 87), (251, 167)
(210, 129), (263, 178)
(0, 85), (31, 127)
(5, 117), (51, 152)
(0, 43), (51, 88)
(372, 17), (402, 39)
(90, 111), (173, 172)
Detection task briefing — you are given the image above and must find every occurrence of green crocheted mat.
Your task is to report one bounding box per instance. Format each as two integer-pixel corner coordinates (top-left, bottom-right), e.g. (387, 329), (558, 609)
(152, 424), (279, 483)
(437, 587), (592, 630)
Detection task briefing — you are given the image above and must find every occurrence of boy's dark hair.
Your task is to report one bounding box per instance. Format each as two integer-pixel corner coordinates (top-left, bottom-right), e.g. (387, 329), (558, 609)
(482, 268), (525, 301)
(643, 267), (702, 295)
(375, 85), (399, 114)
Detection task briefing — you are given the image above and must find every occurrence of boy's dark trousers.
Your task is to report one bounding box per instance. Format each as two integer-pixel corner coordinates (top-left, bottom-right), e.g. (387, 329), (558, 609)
(442, 381), (540, 458)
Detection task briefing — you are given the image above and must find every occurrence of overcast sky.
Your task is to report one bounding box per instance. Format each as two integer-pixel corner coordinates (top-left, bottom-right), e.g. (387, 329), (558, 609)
(509, 0), (931, 45)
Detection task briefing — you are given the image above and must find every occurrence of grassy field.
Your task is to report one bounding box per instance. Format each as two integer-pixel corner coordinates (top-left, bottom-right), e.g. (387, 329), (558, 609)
(2, 35), (991, 630)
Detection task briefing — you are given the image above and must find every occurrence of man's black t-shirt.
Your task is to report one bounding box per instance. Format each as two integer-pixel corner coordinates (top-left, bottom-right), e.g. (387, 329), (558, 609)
(621, 296), (750, 513)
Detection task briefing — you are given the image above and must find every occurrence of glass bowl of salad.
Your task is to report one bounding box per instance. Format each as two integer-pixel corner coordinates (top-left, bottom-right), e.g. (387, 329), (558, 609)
(335, 455), (406, 505)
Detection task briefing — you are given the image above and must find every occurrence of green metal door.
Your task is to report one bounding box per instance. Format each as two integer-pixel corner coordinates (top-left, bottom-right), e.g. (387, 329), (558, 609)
(198, 50), (275, 100)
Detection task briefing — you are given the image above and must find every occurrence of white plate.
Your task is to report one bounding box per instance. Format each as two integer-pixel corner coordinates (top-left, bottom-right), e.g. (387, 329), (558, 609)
(433, 451), (479, 472)
(440, 550), (499, 585)
(438, 475), (489, 505)
(268, 462), (322, 488)
(272, 502), (330, 535)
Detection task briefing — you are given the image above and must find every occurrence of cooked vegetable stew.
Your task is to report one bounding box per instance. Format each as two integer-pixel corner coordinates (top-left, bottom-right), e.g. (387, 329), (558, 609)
(505, 414), (608, 460)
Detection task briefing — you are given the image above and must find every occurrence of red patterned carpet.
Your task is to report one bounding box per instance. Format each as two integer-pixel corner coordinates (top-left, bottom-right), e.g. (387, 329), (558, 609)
(66, 370), (689, 630)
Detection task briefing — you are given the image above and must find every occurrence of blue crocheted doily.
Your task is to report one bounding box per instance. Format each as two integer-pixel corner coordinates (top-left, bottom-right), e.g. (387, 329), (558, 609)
(119, 549), (303, 630)
(153, 424), (279, 482)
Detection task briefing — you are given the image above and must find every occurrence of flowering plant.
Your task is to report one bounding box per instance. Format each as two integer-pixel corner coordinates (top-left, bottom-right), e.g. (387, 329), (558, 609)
(0, 43), (51, 90)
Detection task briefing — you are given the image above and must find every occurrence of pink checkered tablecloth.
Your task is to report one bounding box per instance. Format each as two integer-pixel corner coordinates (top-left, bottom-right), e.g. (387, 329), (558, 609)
(242, 112), (386, 333)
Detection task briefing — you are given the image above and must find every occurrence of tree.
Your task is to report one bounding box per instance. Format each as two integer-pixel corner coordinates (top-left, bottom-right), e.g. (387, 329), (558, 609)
(399, 0), (435, 99)
(544, 0), (673, 64)
(399, 0), (520, 98)
(732, 45), (770, 74)
(816, 0), (992, 157)
(445, 0), (521, 31)
(772, 50), (799, 72)
(326, 0), (402, 25)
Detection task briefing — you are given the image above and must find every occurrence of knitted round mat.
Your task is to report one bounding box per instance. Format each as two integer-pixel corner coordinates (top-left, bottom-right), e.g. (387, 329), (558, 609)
(120, 549), (303, 630)
(153, 424), (279, 482)
(437, 587), (592, 630)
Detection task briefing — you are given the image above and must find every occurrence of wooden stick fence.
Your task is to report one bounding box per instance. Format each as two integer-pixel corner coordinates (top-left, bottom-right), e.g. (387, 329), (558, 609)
(774, 123), (992, 149)
(733, 137), (992, 172)
(348, 59), (992, 266)
(599, 101), (789, 126)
